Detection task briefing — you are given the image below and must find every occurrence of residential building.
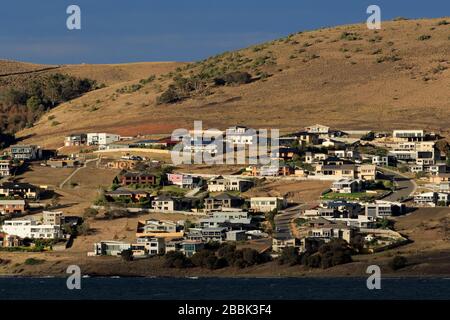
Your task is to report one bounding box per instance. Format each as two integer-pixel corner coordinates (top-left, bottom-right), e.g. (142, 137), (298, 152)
(207, 176), (253, 192)
(167, 173), (197, 188)
(120, 172), (157, 186)
(315, 164), (357, 179)
(250, 197), (287, 213)
(134, 237), (165, 255)
(331, 179), (363, 194)
(305, 152), (328, 164)
(364, 202), (393, 218)
(250, 165), (294, 177)
(142, 219), (177, 233)
(105, 189), (150, 202)
(43, 211), (63, 226)
(0, 182), (40, 200)
(10, 145), (42, 161)
(357, 164), (377, 180)
(414, 192), (450, 206)
(200, 227), (227, 242)
(87, 133), (121, 146)
(393, 130), (424, 142)
(91, 241), (131, 256)
(0, 200), (26, 215)
(305, 124), (330, 135)
(225, 126), (257, 146)
(1, 220), (62, 239)
(204, 193), (243, 212)
(181, 240), (205, 257)
(0, 160), (12, 177)
(226, 230), (247, 241)
(272, 236), (300, 253)
(152, 195), (178, 212)
(372, 155), (396, 167)
(64, 134), (87, 147)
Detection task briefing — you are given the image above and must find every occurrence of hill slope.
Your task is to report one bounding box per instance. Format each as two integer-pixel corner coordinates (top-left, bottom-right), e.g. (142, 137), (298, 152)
(15, 17), (450, 148)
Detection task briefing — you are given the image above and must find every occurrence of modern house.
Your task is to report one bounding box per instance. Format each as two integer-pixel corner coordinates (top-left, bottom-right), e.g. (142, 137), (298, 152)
(250, 197), (287, 213)
(181, 240), (205, 257)
(166, 173), (197, 188)
(105, 189), (150, 202)
(43, 211), (63, 226)
(0, 182), (40, 200)
(10, 145), (42, 161)
(315, 164), (357, 179)
(305, 124), (330, 135)
(372, 155), (397, 167)
(152, 195), (179, 212)
(0, 160), (13, 177)
(142, 219), (178, 233)
(331, 179), (363, 194)
(392, 130), (424, 142)
(204, 193), (243, 212)
(207, 176), (253, 192)
(134, 237), (166, 255)
(357, 165), (377, 180)
(64, 133), (87, 147)
(90, 241), (131, 256)
(87, 133), (121, 146)
(1, 219), (62, 239)
(414, 192), (450, 206)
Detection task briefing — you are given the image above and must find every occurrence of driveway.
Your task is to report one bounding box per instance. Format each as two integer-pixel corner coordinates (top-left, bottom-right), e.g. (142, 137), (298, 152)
(379, 167), (417, 202)
(273, 204), (307, 239)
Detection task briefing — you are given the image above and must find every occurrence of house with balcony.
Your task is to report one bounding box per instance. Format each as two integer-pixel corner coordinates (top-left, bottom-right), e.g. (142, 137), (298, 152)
(0, 182), (40, 200)
(204, 193), (243, 212)
(331, 179), (363, 194)
(10, 145), (42, 161)
(64, 133), (87, 147)
(250, 197), (287, 213)
(207, 176), (253, 192)
(119, 172), (157, 186)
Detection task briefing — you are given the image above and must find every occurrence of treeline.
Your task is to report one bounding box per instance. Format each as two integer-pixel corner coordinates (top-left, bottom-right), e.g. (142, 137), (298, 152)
(278, 239), (353, 269)
(0, 73), (97, 134)
(164, 242), (270, 270)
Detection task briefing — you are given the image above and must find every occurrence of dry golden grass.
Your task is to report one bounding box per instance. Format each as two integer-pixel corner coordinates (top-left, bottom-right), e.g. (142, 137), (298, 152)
(14, 18), (450, 149)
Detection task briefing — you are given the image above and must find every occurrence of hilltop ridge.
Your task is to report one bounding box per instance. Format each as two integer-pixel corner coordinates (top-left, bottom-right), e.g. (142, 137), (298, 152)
(8, 17), (450, 148)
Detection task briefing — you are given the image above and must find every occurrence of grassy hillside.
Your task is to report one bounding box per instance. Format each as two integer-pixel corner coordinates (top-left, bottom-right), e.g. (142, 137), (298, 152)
(14, 17), (450, 148)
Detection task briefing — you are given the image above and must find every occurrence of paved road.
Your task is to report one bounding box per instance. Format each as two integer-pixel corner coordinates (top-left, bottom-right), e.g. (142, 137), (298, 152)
(379, 168), (417, 202)
(273, 204), (307, 239)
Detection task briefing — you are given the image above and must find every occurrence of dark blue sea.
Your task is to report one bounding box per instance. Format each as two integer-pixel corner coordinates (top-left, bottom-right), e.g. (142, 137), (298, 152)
(0, 277), (449, 300)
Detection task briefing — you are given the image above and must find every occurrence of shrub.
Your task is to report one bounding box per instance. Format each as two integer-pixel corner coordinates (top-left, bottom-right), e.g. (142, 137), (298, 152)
(340, 32), (361, 41)
(278, 247), (300, 266)
(214, 72), (252, 86)
(418, 34), (431, 41)
(164, 251), (191, 268)
(24, 258), (45, 265)
(121, 249), (134, 262)
(437, 20), (449, 26)
(389, 255), (408, 270)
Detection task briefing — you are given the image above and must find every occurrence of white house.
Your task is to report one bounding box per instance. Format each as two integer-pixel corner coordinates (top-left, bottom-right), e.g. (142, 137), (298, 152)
(1, 220), (62, 239)
(87, 133), (121, 146)
(250, 197), (287, 212)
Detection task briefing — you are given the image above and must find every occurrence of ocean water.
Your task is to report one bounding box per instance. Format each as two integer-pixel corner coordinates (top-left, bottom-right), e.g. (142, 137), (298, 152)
(0, 277), (449, 300)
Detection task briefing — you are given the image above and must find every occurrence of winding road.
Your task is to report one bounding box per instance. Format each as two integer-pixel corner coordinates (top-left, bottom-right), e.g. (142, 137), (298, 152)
(379, 167), (417, 202)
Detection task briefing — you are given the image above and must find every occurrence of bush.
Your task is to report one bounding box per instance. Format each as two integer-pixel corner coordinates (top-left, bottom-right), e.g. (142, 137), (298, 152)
(214, 72), (252, 85)
(418, 34), (431, 41)
(278, 247), (300, 266)
(24, 258), (45, 265)
(389, 255), (407, 270)
(121, 249), (134, 262)
(164, 251), (191, 268)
